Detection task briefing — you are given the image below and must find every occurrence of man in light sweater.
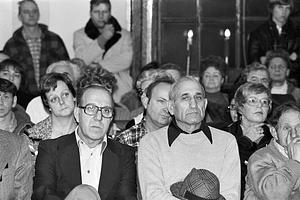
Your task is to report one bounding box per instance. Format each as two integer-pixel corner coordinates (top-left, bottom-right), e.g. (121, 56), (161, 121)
(138, 76), (241, 200)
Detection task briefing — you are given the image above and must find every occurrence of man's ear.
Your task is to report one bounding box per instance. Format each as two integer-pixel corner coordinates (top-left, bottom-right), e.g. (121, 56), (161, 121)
(221, 77), (224, 85)
(269, 125), (278, 140)
(203, 98), (208, 110)
(12, 96), (17, 108)
(167, 100), (175, 115)
(286, 69), (290, 77)
(74, 106), (79, 123)
(141, 93), (149, 109)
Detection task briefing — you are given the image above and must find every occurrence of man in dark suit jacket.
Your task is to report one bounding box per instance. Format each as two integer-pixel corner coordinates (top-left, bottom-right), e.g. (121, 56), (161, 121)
(32, 82), (137, 200)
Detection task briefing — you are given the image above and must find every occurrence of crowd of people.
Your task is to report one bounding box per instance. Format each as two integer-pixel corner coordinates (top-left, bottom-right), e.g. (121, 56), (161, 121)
(1, 0), (300, 199)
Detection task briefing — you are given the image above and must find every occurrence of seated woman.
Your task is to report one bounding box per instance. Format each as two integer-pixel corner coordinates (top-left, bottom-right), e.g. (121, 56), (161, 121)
(199, 55), (229, 124)
(226, 82), (273, 199)
(28, 73), (77, 154)
(26, 60), (82, 124)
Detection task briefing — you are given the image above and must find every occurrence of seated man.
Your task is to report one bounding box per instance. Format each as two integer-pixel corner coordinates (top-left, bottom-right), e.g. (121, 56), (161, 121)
(0, 130), (33, 200)
(245, 102), (300, 199)
(266, 49), (300, 106)
(116, 76), (174, 147)
(32, 72), (137, 199)
(138, 76), (241, 200)
(0, 78), (32, 135)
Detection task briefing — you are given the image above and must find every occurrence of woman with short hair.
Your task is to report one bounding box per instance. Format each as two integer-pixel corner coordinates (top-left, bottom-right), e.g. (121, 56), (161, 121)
(28, 73), (77, 155)
(226, 82), (273, 199)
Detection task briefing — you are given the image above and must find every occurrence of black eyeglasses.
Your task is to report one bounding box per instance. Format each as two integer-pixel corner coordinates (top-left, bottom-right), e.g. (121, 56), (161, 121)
(79, 104), (113, 118)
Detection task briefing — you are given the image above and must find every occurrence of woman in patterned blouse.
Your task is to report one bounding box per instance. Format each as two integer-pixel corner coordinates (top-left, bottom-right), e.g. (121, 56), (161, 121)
(28, 73), (77, 155)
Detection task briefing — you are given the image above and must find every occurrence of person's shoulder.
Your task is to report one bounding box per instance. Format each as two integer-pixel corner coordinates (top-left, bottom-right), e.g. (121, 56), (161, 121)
(0, 130), (27, 147)
(139, 126), (168, 146)
(40, 132), (75, 148)
(250, 20), (270, 36)
(209, 126), (237, 143)
(108, 138), (135, 154)
(74, 27), (85, 35)
(40, 24), (63, 39)
(4, 27), (23, 44)
(120, 29), (132, 38)
(248, 140), (274, 163)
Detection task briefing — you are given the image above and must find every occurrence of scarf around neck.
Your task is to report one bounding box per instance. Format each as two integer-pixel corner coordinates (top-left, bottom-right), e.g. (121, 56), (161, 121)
(84, 16), (122, 57)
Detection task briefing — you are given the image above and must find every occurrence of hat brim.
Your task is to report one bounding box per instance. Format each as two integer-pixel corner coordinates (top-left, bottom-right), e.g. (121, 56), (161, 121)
(170, 182), (188, 200)
(171, 182), (226, 200)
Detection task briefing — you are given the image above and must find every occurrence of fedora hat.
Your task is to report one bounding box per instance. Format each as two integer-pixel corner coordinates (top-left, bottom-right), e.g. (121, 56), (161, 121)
(170, 168), (226, 200)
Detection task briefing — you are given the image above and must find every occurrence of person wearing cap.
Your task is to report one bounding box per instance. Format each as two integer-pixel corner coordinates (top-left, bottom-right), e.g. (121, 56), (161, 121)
(0, 78), (32, 136)
(138, 76), (241, 200)
(244, 102), (300, 199)
(247, 0), (300, 85)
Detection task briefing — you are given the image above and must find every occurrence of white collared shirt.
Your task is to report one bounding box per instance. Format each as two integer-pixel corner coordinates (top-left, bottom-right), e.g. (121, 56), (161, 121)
(276, 24), (282, 35)
(274, 140), (289, 158)
(271, 80), (288, 94)
(75, 126), (107, 190)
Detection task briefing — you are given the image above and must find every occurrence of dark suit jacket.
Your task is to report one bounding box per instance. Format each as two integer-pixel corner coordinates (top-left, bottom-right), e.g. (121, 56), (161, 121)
(32, 132), (137, 200)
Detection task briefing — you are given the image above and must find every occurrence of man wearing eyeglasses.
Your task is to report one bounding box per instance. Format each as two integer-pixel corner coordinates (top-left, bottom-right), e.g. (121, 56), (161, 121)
(33, 83), (137, 199)
(265, 49), (300, 107)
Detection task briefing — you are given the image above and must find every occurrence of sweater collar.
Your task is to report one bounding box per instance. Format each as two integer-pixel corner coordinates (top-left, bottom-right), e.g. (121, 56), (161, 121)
(167, 117), (212, 147)
(84, 16), (121, 57)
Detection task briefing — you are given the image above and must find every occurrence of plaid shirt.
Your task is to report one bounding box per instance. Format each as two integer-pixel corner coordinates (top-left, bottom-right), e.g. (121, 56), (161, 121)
(115, 119), (147, 147)
(25, 37), (41, 85)
(3, 24), (69, 97)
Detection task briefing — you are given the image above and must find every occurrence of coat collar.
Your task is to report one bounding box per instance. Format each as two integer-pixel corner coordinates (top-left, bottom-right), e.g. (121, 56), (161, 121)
(60, 133), (119, 199)
(98, 140), (119, 200)
(13, 24), (49, 42)
(84, 16), (121, 57)
(167, 117), (213, 147)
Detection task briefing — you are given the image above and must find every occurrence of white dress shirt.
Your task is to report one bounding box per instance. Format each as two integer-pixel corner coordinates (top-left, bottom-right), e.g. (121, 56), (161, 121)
(75, 127), (107, 190)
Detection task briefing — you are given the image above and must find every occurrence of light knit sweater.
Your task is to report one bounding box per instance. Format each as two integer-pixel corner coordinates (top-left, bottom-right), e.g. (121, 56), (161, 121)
(138, 125), (241, 200)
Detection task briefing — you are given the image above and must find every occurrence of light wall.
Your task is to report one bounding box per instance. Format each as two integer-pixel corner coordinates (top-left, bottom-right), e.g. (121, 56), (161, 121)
(0, 0), (131, 58)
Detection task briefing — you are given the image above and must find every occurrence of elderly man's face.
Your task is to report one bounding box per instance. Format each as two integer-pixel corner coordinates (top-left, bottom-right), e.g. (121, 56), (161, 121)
(74, 87), (113, 148)
(247, 70), (270, 88)
(268, 57), (289, 83)
(275, 110), (300, 150)
(169, 80), (207, 128)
